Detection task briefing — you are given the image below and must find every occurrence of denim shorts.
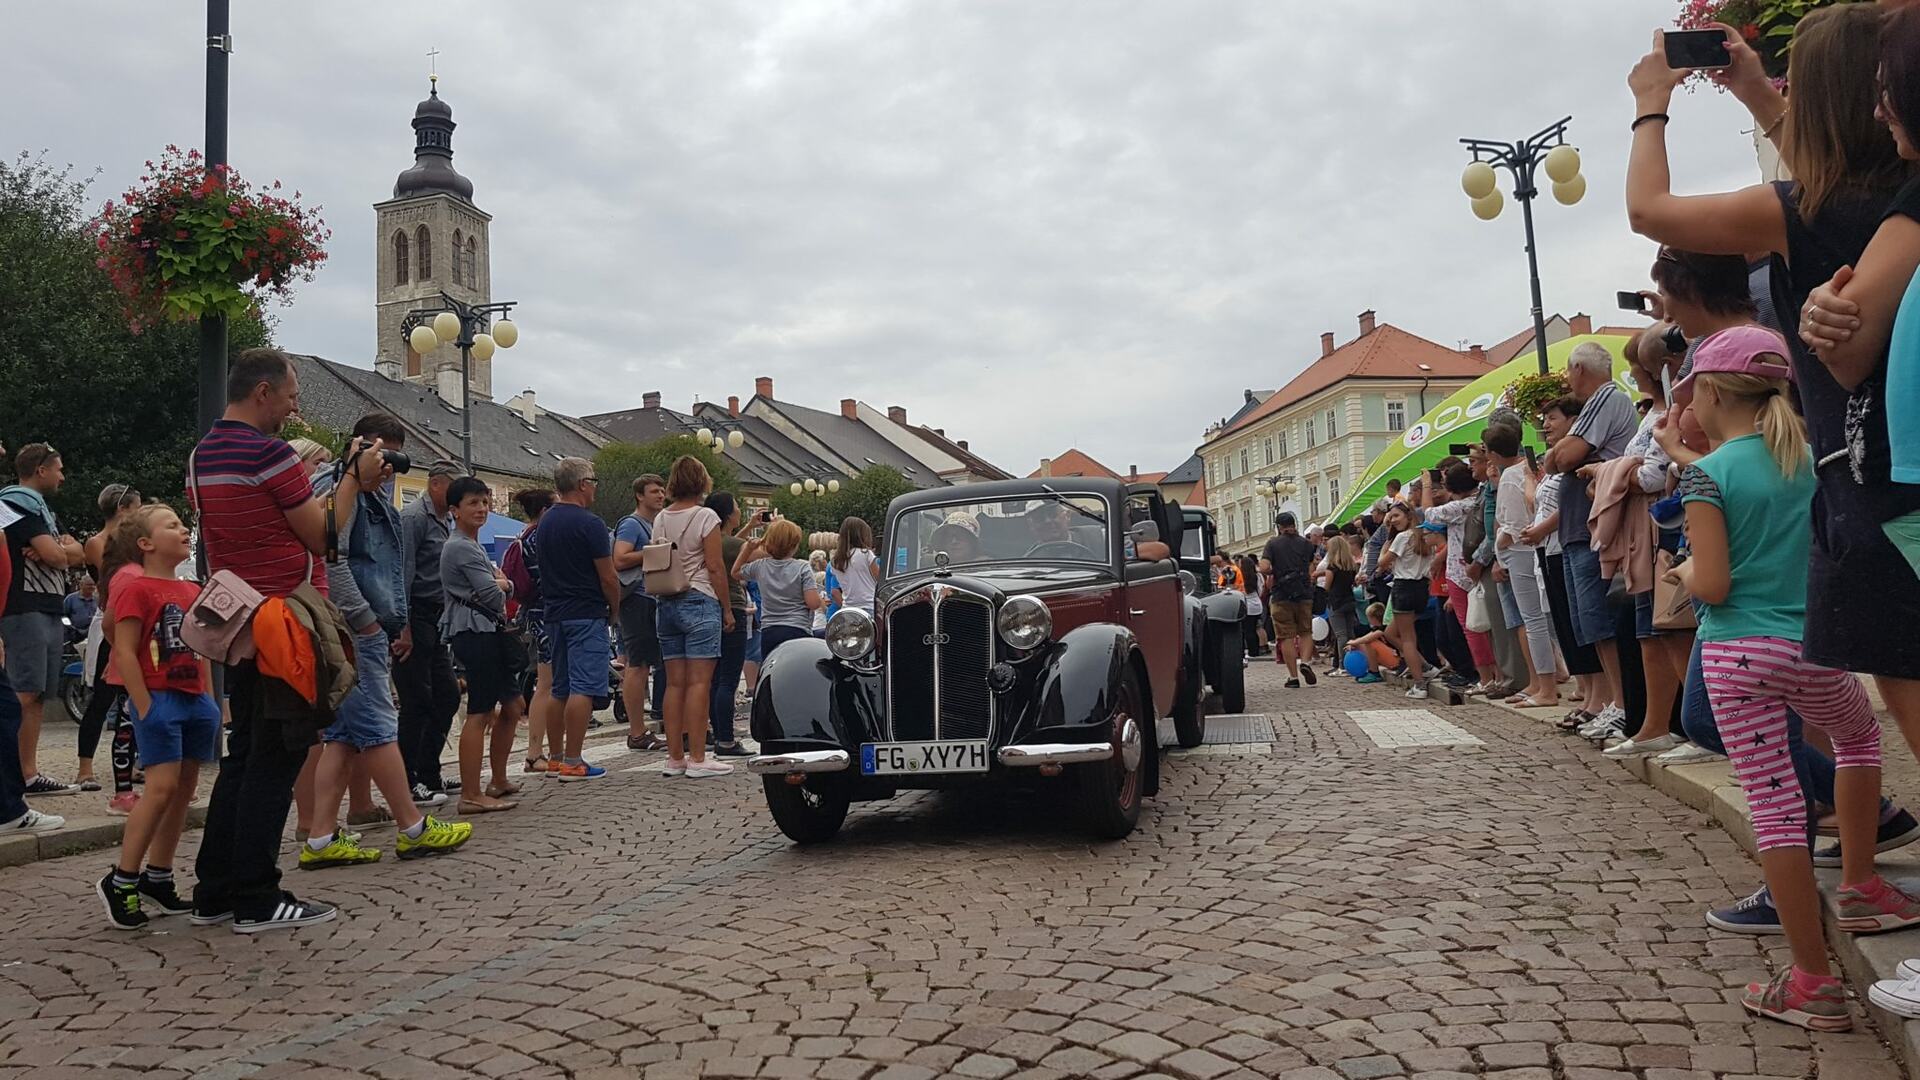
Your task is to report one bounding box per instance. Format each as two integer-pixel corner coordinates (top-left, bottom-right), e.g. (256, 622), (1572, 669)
(656, 591), (723, 662)
(323, 629), (400, 750)
(744, 625), (763, 664)
(130, 689), (221, 766)
(550, 618), (610, 699)
(1561, 542), (1615, 647)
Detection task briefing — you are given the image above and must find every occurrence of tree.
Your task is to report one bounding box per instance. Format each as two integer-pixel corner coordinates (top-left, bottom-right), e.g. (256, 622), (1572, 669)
(592, 435), (740, 525)
(0, 153), (271, 532)
(768, 466), (915, 546)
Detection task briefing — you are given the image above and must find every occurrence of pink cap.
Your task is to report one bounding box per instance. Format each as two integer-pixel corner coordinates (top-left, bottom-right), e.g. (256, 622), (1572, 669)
(1671, 325), (1794, 403)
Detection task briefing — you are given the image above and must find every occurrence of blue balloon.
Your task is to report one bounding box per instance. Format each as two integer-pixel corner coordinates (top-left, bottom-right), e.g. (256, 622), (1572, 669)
(1343, 649), (1371, 678)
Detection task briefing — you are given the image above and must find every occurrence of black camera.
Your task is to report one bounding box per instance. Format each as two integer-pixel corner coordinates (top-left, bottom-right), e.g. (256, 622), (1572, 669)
(333, 442), (410, 479)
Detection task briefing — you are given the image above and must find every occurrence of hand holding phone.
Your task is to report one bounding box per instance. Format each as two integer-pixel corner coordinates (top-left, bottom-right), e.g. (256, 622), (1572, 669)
(1617, 290), (1649, 314)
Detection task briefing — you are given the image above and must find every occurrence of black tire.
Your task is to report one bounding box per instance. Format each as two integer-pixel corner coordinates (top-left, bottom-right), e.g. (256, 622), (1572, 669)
(1077, 666), (1146, 840)
(762, 774), (850, 844)
(60, 677), (90, 724)
(1212, 627), (1245, 715)
(1170, 658), (1206, 749)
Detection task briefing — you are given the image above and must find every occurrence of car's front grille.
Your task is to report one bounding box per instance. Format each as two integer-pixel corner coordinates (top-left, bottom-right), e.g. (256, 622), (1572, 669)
(885, 587), (994, 743)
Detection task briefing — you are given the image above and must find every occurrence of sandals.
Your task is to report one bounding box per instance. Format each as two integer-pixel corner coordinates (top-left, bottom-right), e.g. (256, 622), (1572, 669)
(1558, 709), (1594, 731)
(458, 798), (518, 814)
(523, 755), (548, 774)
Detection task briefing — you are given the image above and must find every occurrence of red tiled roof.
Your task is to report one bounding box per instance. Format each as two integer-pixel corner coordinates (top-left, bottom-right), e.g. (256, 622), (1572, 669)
(1126, 470), (1169, 485)
(1485, 325), (1538, 365)
(1221, 324), (1493, 439)
(1030, 449), (1121, 480)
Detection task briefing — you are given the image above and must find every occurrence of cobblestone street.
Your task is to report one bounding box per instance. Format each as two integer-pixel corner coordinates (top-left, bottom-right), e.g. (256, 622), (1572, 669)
(0, 661), (1901, 1079)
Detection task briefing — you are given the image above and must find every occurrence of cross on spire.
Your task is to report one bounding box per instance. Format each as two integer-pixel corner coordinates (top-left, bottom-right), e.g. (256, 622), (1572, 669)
(427, 46), (440, 88)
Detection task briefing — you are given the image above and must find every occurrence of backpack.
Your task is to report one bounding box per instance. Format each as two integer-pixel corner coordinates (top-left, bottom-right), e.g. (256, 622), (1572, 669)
(501, 533), (538, 609)
(641, 511), (699, 600)
(615, 514), (651, 600)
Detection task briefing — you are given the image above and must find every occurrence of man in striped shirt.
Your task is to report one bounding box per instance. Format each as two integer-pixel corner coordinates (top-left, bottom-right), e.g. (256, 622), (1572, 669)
(187, 348), (385, 934)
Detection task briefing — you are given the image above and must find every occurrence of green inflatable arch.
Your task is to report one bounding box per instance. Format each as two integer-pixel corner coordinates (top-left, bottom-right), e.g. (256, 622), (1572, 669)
(1322, 332), (1636, 526)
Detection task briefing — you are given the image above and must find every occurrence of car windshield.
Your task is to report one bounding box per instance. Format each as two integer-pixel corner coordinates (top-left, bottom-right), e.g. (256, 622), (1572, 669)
(890, 492), (1109, 573)
(1180, 519), (1208, 559)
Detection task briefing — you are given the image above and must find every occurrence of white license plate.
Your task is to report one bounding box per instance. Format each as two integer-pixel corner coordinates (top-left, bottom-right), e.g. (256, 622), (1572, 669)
(860, 740), (991, 775)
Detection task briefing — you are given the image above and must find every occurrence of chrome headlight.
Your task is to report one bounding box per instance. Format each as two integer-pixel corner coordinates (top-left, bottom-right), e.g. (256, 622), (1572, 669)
(825, 607), (875, 661)
(1178, 570), (1197, 595)
(996, 594), (1053, 652)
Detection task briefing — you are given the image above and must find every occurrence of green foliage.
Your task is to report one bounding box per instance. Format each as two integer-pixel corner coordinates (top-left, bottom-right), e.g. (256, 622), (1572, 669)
(1504, 371), (1572, 431)
(0, 152), (272, 533)
(768, 466), (915, 544)
(591, 435), (740, 525)
(281, 415), (344, 457)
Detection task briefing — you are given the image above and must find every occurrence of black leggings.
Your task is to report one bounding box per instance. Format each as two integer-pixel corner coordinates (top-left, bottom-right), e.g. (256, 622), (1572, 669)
(77, 640), (137, 792)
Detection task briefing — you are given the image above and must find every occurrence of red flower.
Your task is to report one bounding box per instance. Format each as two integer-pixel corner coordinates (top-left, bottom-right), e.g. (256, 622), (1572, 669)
(1742, 23), (1758, 39)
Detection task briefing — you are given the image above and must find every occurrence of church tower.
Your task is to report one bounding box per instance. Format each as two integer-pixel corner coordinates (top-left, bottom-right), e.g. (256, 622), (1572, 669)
(373, 77), (496, 399)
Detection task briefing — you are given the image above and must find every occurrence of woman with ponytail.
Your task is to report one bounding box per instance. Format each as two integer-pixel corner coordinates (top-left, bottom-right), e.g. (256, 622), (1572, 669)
(1670, 326), (1919, 1032)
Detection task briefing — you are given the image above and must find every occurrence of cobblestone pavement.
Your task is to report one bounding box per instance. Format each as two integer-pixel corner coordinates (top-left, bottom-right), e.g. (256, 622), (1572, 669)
(0, 660), (1903, 1079)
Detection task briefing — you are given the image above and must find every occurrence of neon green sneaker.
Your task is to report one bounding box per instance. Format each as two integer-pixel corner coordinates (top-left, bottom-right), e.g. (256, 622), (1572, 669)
(396, 815), (472, 860)
(298, 831), (383, 870)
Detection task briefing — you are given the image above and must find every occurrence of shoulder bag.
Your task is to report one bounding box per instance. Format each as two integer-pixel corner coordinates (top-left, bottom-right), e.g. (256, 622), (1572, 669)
(641, 511), (697, 600)
(1652, 549), (1698, 631)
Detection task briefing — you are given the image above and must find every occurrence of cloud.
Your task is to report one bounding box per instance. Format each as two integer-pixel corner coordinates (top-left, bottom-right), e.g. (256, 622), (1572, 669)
(7, 0), (1764, 475)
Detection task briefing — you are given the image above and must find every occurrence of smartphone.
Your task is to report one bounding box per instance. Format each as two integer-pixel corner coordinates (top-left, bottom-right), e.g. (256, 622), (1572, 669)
(1523, 446), (1538, 471)
(1447, 443), (1474, 457)
(1664, 28), (1730, 70)
(1617, 290), (1649, 313)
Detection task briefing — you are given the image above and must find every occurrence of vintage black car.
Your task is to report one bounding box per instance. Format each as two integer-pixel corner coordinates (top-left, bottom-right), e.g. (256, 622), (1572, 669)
(1177, 506), (1248, 715)
(746, 478), (1220, 843)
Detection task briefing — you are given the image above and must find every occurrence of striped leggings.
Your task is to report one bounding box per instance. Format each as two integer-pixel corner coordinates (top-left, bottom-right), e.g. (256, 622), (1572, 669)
(1701, 636), (1881, 852)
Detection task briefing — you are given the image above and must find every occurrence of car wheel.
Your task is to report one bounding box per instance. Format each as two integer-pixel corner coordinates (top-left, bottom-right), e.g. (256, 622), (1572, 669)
(762, 774), (850, 844)
(61, 677), (90, 724)
(612, 692), (628, 726)
(1213, 627), (1245, 715)
(1170, 659), (1205, 749)
(1077, 667), (1145, 840)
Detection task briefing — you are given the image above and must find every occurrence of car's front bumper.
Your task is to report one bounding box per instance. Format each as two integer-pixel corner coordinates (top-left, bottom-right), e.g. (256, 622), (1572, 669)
(746, 749), (851, 775)
(997, 742), (1115, 766)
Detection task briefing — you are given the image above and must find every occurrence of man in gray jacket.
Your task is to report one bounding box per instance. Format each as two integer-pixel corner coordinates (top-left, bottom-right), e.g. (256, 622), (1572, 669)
(395, 460), (463, 803)
(301, 415), (471, 868)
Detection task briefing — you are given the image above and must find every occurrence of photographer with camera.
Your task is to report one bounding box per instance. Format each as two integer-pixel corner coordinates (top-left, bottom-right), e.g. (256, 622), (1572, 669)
(301, 414), (471, 870)
(395, 460), (464, 805)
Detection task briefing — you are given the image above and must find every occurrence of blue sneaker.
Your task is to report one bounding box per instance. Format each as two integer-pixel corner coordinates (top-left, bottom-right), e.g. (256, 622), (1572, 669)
(555, 760), (606, 782)
(1355, 673), (1383, 684)
(1707, 886), (1781, 934)
(1813, 806), (1920, 868)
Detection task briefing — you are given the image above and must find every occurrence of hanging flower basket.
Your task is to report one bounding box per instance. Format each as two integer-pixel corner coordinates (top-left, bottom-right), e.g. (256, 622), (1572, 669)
(92, 145), (330, 331)
(1504, 372), (1572, 431)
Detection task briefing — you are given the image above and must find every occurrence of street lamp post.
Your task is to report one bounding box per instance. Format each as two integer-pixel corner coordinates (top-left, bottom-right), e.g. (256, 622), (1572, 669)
(197, 0), (233, 436)
(1460, 116), (1585, 375)
(401, 290), (521, 473)
(1253, 474), (1298, 529)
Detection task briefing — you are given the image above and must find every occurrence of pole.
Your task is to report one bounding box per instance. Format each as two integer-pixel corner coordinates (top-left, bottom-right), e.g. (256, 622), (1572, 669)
(459, 337), (473, 473)
(198, 0), (231, 435)
(1516, 157), (1551, 376)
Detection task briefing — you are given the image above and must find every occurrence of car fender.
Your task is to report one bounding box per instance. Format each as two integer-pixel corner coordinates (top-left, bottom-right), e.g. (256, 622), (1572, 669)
(1178, 596), (1208, 704)
(1022, 623), (1146, 740)
(747, 637), (882, 751)
(1197, 590), (1245, 625)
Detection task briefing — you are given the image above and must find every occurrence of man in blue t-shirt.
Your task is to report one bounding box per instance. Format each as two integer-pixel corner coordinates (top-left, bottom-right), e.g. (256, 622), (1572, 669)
(534, 459), (620, 780)
(610, 474), (667, 750)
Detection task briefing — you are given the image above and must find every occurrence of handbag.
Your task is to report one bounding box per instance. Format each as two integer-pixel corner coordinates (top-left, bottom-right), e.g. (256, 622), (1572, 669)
(182, 569), (264, 665)
(641, 511), (697, 599)
(1653, 550), (1698, 631)
(1464, 581), (1491, 633)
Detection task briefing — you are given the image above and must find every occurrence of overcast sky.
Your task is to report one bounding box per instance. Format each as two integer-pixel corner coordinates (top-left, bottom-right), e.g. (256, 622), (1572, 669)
(10, 1), (1763, 476)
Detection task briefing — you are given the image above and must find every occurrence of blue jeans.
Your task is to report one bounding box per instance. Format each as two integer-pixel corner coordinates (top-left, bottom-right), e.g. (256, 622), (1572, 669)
(709, 610), (749, 743)
(1562, 542), (1614, 647)
(1681, 632), (1832, 839)
(0, 667), (27, 822)
(323, 629), (400, 750)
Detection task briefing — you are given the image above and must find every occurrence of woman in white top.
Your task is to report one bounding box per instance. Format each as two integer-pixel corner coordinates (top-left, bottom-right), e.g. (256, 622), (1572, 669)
(833, 517), (880, 614)
(1373, 502), (1434, 698)
(652, 456), (735, 778)
(1488, 425), (1557, 707)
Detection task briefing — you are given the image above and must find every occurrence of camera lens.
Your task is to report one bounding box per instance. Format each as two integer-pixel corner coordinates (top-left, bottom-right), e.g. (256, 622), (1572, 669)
(383, 450), (412, 473)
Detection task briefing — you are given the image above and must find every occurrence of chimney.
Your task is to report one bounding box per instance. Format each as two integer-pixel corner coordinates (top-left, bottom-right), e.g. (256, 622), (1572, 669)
(1242, 389), (1254, 404)
(934, 427), (945, 436)
(755, 376), (773, 399)
(727, 395), (740, 417)
(1469, 344), (1486, 363)
(957, 439), (969, 451)
(1320, 332), (1336, 357)
(840, 398), (858, 420)
(1039, 457), (1052, 477)
(887, 405), (907, 425)
(435, 368), (462, 408)
(1570, 313), (1593, 336)
(1128, 464), (1139, 481)
(514, 388), (538, 427)
(643, 390), (662, 409)
(1358, 309), (1377, 336)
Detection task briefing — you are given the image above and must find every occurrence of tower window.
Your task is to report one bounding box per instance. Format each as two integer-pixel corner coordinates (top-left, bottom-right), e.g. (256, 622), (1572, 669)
(416, 225), (432, 279)
(451, 229), (464, 285)
(393, 231), (409, 285)
(466, 236), (478, 288)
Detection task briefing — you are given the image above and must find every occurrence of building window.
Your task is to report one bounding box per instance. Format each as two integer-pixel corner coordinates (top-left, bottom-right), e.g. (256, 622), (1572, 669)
(451, 229), (464, 285)
(1309, 484), (1321, 518)
(1210, 459), (1220, 485)
(1277, 432), (1288, 458)
(466, 236), (479, 287)
(1386, 400), (1406, 432)
(1329, 475), (1340, 508)
(1239, 447), (1249, 474)
(1306, 417), (1317, 449)
(1242, 505), (1252, 538)
(1223, 513), (1235, 544)
(416, 225), (432, 279)
(1263, 437), (1274, 464)
(392, 231), (409, 285)
(1326, 408), (1338, 439)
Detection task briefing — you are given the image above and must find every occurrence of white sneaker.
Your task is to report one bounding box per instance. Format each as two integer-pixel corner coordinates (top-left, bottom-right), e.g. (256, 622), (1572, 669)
(1580, 706), (1623, 738)
(1655, 742), (1723, 766)
(1405, 686), (1429, 700)
(1588, 717), (1629, 745)
(685, 760), (734, 779)
(1, 808), (65, 833)
(1898, 958), (1920, 981)
(1603, 733), (1681, 758)
(1870, 974), (1920, 1019)
(662, 759), (687, 778)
